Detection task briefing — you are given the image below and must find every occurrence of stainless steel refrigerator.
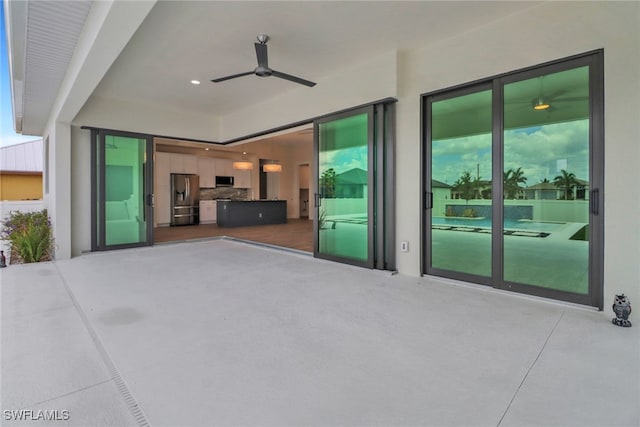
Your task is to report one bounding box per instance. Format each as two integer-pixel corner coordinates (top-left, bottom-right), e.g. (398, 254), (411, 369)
(170, 174), (200, 226)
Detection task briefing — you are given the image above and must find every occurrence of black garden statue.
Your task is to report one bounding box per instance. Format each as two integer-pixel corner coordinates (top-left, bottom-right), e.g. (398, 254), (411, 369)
(0, 250), (6, 268)
(612, 294), (632, 327)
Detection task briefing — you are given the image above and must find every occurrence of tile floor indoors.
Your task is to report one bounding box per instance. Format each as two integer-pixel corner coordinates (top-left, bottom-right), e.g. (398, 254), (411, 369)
(2, 238), (638, 426)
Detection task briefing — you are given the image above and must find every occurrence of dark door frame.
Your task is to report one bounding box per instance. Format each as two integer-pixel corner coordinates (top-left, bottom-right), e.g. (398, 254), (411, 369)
(313, 101), (396, 271)
(421, 50), (604, 308)
(90, 128), (154, 251)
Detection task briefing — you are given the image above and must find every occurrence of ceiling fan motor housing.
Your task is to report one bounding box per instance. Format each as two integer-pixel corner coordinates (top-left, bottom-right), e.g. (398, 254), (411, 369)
(255, 66), (272, 77)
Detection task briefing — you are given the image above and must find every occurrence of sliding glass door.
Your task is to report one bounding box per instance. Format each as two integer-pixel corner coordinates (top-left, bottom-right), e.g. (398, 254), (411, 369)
(92, 130), (154, 250)
(427, 86), (493, 282)
(314, 107), (374, 268)
(502, 66), (591, 295)
(423, 51), (603, 307)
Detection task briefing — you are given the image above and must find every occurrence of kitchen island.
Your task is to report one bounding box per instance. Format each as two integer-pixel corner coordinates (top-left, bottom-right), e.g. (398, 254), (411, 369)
(217, 200), (287, 227)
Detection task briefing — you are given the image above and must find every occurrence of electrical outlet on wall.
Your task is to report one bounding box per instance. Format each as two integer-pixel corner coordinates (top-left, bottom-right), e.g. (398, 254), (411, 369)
(400, 241), (409, 252)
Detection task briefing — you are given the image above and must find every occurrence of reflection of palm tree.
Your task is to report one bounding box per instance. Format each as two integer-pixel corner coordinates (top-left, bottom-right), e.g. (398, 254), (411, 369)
(503, 167), (527, 199)
(453, 171), (475, 203)
(553, 169), (577, 200)
(320, 168), (336, 198)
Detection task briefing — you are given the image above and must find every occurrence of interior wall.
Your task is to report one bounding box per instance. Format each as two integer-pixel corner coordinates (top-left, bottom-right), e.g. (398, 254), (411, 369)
(394, 1), (640, 305)
(240, 137), (313, 218)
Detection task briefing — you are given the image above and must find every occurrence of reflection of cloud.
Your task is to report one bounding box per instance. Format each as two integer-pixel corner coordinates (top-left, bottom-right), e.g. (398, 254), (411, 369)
(432, 120), (589, 185)
(320, 146), (367, 174)
(432, 134), (492, 156)
(505, 121), (589, 182)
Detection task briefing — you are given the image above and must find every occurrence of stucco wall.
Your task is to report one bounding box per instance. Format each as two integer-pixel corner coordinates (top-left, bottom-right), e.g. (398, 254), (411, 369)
(68, 2), (639, 306)
(394, 2), (640, 305)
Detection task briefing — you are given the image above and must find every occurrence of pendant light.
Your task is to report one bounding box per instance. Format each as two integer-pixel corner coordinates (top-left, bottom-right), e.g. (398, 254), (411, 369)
(262, 140), (282, 173)
(263, 162), (282, 173)
(532, 76), (550, 111)
(233, 146), (253, 170)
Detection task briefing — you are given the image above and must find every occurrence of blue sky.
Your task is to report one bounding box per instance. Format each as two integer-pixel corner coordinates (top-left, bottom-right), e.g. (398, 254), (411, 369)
(1, 6), (37, 147)
(432, 120), (590, 185)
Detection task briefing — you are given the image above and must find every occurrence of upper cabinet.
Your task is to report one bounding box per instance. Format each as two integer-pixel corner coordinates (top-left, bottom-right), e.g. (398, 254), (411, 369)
(198, 157), (216, 187)
(215, 158), (233, 176)
(155, 152), (172, 187)
(170, 153), (198, 174)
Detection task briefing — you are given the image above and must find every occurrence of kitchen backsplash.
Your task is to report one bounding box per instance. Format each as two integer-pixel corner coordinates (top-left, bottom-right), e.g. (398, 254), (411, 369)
(200, 187), (249, 200)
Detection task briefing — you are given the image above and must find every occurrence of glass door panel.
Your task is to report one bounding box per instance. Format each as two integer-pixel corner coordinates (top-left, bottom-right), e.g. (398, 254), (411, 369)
(93, 131), (153, 251)
(424, 52), (602, 307)
(503, 67), (590, 294)
(104, 135), (149, 246)
(315, 110), (373, 267)
(429, 89), (493, 278)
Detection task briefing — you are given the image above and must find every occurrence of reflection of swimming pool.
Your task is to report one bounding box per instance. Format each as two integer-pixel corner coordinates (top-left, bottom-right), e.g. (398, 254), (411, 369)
(432, 217), (565, 233)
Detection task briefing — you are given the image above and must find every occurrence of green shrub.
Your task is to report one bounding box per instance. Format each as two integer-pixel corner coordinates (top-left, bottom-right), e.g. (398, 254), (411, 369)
(1, 209), (54, 264)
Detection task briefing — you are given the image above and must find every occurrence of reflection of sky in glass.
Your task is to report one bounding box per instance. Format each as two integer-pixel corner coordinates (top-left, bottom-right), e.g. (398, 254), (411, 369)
(433, 119), (589, 185)
(320, 146), (367, 175)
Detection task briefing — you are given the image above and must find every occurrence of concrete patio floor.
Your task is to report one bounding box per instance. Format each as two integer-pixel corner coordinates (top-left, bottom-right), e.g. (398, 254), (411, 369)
(2, 239), (638, 426)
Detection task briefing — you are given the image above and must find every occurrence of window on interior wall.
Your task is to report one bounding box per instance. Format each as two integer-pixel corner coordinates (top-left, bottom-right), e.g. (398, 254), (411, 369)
(422, 50), (604, 307)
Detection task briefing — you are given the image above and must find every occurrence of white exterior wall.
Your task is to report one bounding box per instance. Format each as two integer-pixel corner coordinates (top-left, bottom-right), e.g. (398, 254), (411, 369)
(64, 2), (639, 305)
(219, 51), (398, 140)
(71, 125), (92, 256)
(394, 2), (640, 305)
(43, 122), (72, 260)
(74, 95), (221, 142)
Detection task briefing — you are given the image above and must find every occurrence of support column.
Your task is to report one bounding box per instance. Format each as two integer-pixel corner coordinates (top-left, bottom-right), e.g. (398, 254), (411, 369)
(45, 122), (72, 260)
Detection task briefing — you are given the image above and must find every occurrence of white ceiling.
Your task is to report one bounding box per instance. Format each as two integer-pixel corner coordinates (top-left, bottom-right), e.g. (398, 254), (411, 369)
(91, 1), (542, 117)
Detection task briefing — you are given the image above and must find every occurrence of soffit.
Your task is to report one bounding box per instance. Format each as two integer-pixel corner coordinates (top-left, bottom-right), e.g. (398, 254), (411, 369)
(20, 0), (93, 135)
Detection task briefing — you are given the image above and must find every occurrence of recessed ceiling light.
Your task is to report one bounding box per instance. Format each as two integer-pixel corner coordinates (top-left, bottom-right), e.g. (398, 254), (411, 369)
(191, 80), (201, 85)
(205, 147), (210, 151)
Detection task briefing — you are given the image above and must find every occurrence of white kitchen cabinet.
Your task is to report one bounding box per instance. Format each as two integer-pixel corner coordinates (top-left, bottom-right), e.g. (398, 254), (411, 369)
(214, 158), (233, 176)
(198, 157), (216, 187)
(155, 152), (172, 187)
(171, 153), (198, 174)
(199, 200), (217, 223)
(156, 182), (171, 226)
(154, 152), (172, 226)
(233, 169), (252, 188)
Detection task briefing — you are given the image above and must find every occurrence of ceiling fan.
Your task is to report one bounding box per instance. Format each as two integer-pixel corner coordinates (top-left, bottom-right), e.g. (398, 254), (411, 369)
(211, 34), (316, 87)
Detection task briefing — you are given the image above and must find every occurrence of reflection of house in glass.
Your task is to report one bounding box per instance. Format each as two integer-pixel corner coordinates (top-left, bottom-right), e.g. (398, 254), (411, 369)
(524, 179), (589, 200)
(335, 168), (368, 198)
(524, 182), (558, 200)
(432, 179), (452, 200)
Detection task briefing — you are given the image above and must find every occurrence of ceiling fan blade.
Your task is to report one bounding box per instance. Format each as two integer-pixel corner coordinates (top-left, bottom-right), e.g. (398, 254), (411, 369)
(549, 96), (589, 102)
(271, 70), (316, 87)
(255, 43), (268, 68)
(211, 71), (254, 83)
